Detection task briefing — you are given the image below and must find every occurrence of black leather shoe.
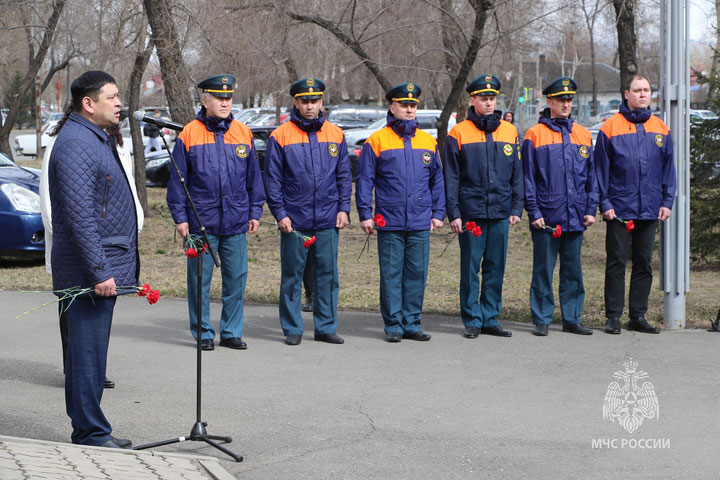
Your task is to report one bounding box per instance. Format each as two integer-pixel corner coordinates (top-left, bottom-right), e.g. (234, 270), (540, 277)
(200, 339), (214, 351)
(605, 317), (621, 334)
(100, 438), (130, 449)
(627, 316), (660, 334)
(463, 326), (480, 339)
(402, 331), (431, 341)
(219, 337), (248, 349)
(302, 296), (313, 312)
(481, 325), (512, 337)
(109, 436), (132, 448)
(533, 324), (548, 336)
(386, 332), (402, 342)
(103, 377), (115, 389)
(562, 323), (593, 335)
(314, 333), (345, 344)
(285, 334), (302, 345)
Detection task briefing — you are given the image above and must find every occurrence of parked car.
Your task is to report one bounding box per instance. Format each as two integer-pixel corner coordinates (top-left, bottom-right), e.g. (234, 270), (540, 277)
(0, 151), (44, 258)
(325, 105), (386, 130)
(13, 120), (59, 157)
(343, 110), (457, 147)
(145, 125), (275, 187)
(119, 117), (174, 150)
(248, 112), (289, 127)
(690, 109), (718, 124)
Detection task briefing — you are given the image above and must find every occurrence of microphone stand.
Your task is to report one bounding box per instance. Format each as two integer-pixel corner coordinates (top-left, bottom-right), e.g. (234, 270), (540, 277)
(133, 131), (243, 462)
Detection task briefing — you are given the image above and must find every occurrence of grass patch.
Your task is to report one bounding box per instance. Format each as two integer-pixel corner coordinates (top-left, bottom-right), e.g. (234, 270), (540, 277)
(2, 186), (718, 329)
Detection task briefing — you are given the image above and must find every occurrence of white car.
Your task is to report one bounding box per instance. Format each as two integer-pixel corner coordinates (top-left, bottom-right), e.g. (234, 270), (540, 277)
(343, 110), (457, 147)
(13, 120), (58, 157)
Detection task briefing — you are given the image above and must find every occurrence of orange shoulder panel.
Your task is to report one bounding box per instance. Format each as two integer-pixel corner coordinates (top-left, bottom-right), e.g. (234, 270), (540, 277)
(643, 115), (670, 135)
(270, 121), (307, 148)
(411, 129), (437, 151)
(570, 123), (592, 146)
(600, 114), (637, 138)
(224, 120), (253, 145)
(495, 120), (519, 144)
(525, 123), (561, 149)
(366, 127), (403, 157)
(178, 120), (215, 151)
(317, 121), (346, 144)
(448, 120), (485, 150)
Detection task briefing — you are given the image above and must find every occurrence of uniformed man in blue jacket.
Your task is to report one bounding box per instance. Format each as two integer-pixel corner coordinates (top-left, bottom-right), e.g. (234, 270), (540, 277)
(356, 83), (445, 342)
(595, 75), (676, 334)
(168, 74), (266, 351)
(443, 74), (523, 339)
(522, 77), (598, 336)
(264, 78), (352, 346)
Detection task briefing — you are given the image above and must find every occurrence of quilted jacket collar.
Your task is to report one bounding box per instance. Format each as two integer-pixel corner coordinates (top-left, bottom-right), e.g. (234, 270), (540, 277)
(67, 112), (110, 142)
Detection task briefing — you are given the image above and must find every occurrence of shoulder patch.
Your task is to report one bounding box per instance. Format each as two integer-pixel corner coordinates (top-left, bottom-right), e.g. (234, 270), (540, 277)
(654, 134), (664, 147)
(236, 145), (248, 158)
(421, 151), (432, 165)
(328, 143), (339, 157)
(579, 145), (589, 158)
(503, 144), (514, 156)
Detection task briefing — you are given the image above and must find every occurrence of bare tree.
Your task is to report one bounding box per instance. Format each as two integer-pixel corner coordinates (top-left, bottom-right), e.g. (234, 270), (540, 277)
(580, 0), (610, 116)
(612, 0), (638, 94)
(0, 0), (66, 157)
(143, 0), (195, 124)
(127, 37), (154, 212)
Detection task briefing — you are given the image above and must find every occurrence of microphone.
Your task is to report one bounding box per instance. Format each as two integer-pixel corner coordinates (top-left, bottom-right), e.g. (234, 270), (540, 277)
(132, 110), (184, 132)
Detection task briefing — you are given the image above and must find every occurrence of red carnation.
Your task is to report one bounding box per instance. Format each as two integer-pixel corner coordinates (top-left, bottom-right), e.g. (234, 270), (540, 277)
(552, 225), (562, 238)
(472, 226), (482, 237)
(137, 283), (151, 297)
(465, 221), (476, 231)
(626, 219), (635, 232)
(373, 214), (386, 227)
(147, 289), (160, 305)
(185, 247), (198, 258)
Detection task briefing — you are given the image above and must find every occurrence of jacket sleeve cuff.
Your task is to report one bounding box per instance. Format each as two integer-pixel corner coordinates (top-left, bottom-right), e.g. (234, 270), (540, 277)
(358, 208), (372, 222)
(338, 201), (351, 213)
(432, 211), (445, 221)
(600, 199), (614, 213)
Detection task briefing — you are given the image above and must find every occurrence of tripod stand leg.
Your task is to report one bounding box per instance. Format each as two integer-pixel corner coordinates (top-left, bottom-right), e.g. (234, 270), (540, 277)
(133, 436), (187, 450)
(203, 436), (244, 462)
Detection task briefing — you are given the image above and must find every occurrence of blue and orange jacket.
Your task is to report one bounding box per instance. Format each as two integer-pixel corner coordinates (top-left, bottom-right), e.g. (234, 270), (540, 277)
(355, 113), (445, 230)
(263, 108), (352, 230)
(522, 114), (598, 232)
(594, 101), (676, 220)
(167, 110), (265, 235)
(443, 108), (523, 221)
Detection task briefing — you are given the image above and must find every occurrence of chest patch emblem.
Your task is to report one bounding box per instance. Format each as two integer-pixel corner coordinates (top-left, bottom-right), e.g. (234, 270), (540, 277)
(421, 151), (432, 165)
(655, 134), (664, 147)
(503, 144), (514, 156)
(579, 145), (589, 158)
(236, 145), (248, 158)
(328, 143), (338, 157)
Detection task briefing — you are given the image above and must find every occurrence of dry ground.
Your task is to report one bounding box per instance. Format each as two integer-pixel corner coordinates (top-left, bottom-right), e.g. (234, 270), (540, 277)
(2, 182), (718, 329)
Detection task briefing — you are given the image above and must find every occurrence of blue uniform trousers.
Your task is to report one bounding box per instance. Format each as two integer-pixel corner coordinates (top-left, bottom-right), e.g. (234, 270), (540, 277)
(377, 230), (430, 335)
(459, 219), (509, 329)
(63, 295), (115, 446)
(530, 230), (585, 325)
(279, 228), (339, 335)
(187, 233), (248, 340)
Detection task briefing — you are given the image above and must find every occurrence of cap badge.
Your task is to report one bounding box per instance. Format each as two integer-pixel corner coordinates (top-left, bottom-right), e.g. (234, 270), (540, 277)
(562, 78), (570, 86)
(487, 84), (491, 89)
(223, 85), (227, 90)
(221, 76), (229, 84)
(408, 92), (413, 98)
(308, 87), (314, 93)
(484, 74), (493, 82)
(407, 83), (414, 91)
(306, 78), (315, 86)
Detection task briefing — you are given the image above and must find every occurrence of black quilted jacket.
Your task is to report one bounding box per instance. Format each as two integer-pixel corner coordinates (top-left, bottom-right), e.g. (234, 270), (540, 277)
(48, 113), (139, 293)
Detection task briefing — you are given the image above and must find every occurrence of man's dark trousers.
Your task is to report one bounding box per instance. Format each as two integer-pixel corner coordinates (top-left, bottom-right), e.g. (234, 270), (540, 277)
(604, 219), (657, 319)
(64, 295), (115, 446)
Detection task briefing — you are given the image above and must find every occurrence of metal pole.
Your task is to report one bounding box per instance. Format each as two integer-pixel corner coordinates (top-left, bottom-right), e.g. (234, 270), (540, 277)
(660, 0), (690, 329)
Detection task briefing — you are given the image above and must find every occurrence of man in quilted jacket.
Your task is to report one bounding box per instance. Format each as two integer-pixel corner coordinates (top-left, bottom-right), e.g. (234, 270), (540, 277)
(48, 71), (138, 448)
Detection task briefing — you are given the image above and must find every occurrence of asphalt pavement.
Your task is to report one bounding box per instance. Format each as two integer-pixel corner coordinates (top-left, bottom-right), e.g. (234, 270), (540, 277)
(1, 290), (718, 479)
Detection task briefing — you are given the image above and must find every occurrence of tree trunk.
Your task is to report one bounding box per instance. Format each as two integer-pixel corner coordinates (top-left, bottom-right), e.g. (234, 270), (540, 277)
(143, 0), (195, 125)
(436, 0), (494, 153)
(0, 0), (66, 157)
(709, 0), (720, 99)
(590, 30), (598, 116)
(613, 0), (638, 95)
(127, 41), (154, 212)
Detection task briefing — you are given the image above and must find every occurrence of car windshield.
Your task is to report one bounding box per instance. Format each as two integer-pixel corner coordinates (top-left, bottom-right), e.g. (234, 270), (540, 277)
(0, 152), (15, 166)
(697, 110), (717, 119)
